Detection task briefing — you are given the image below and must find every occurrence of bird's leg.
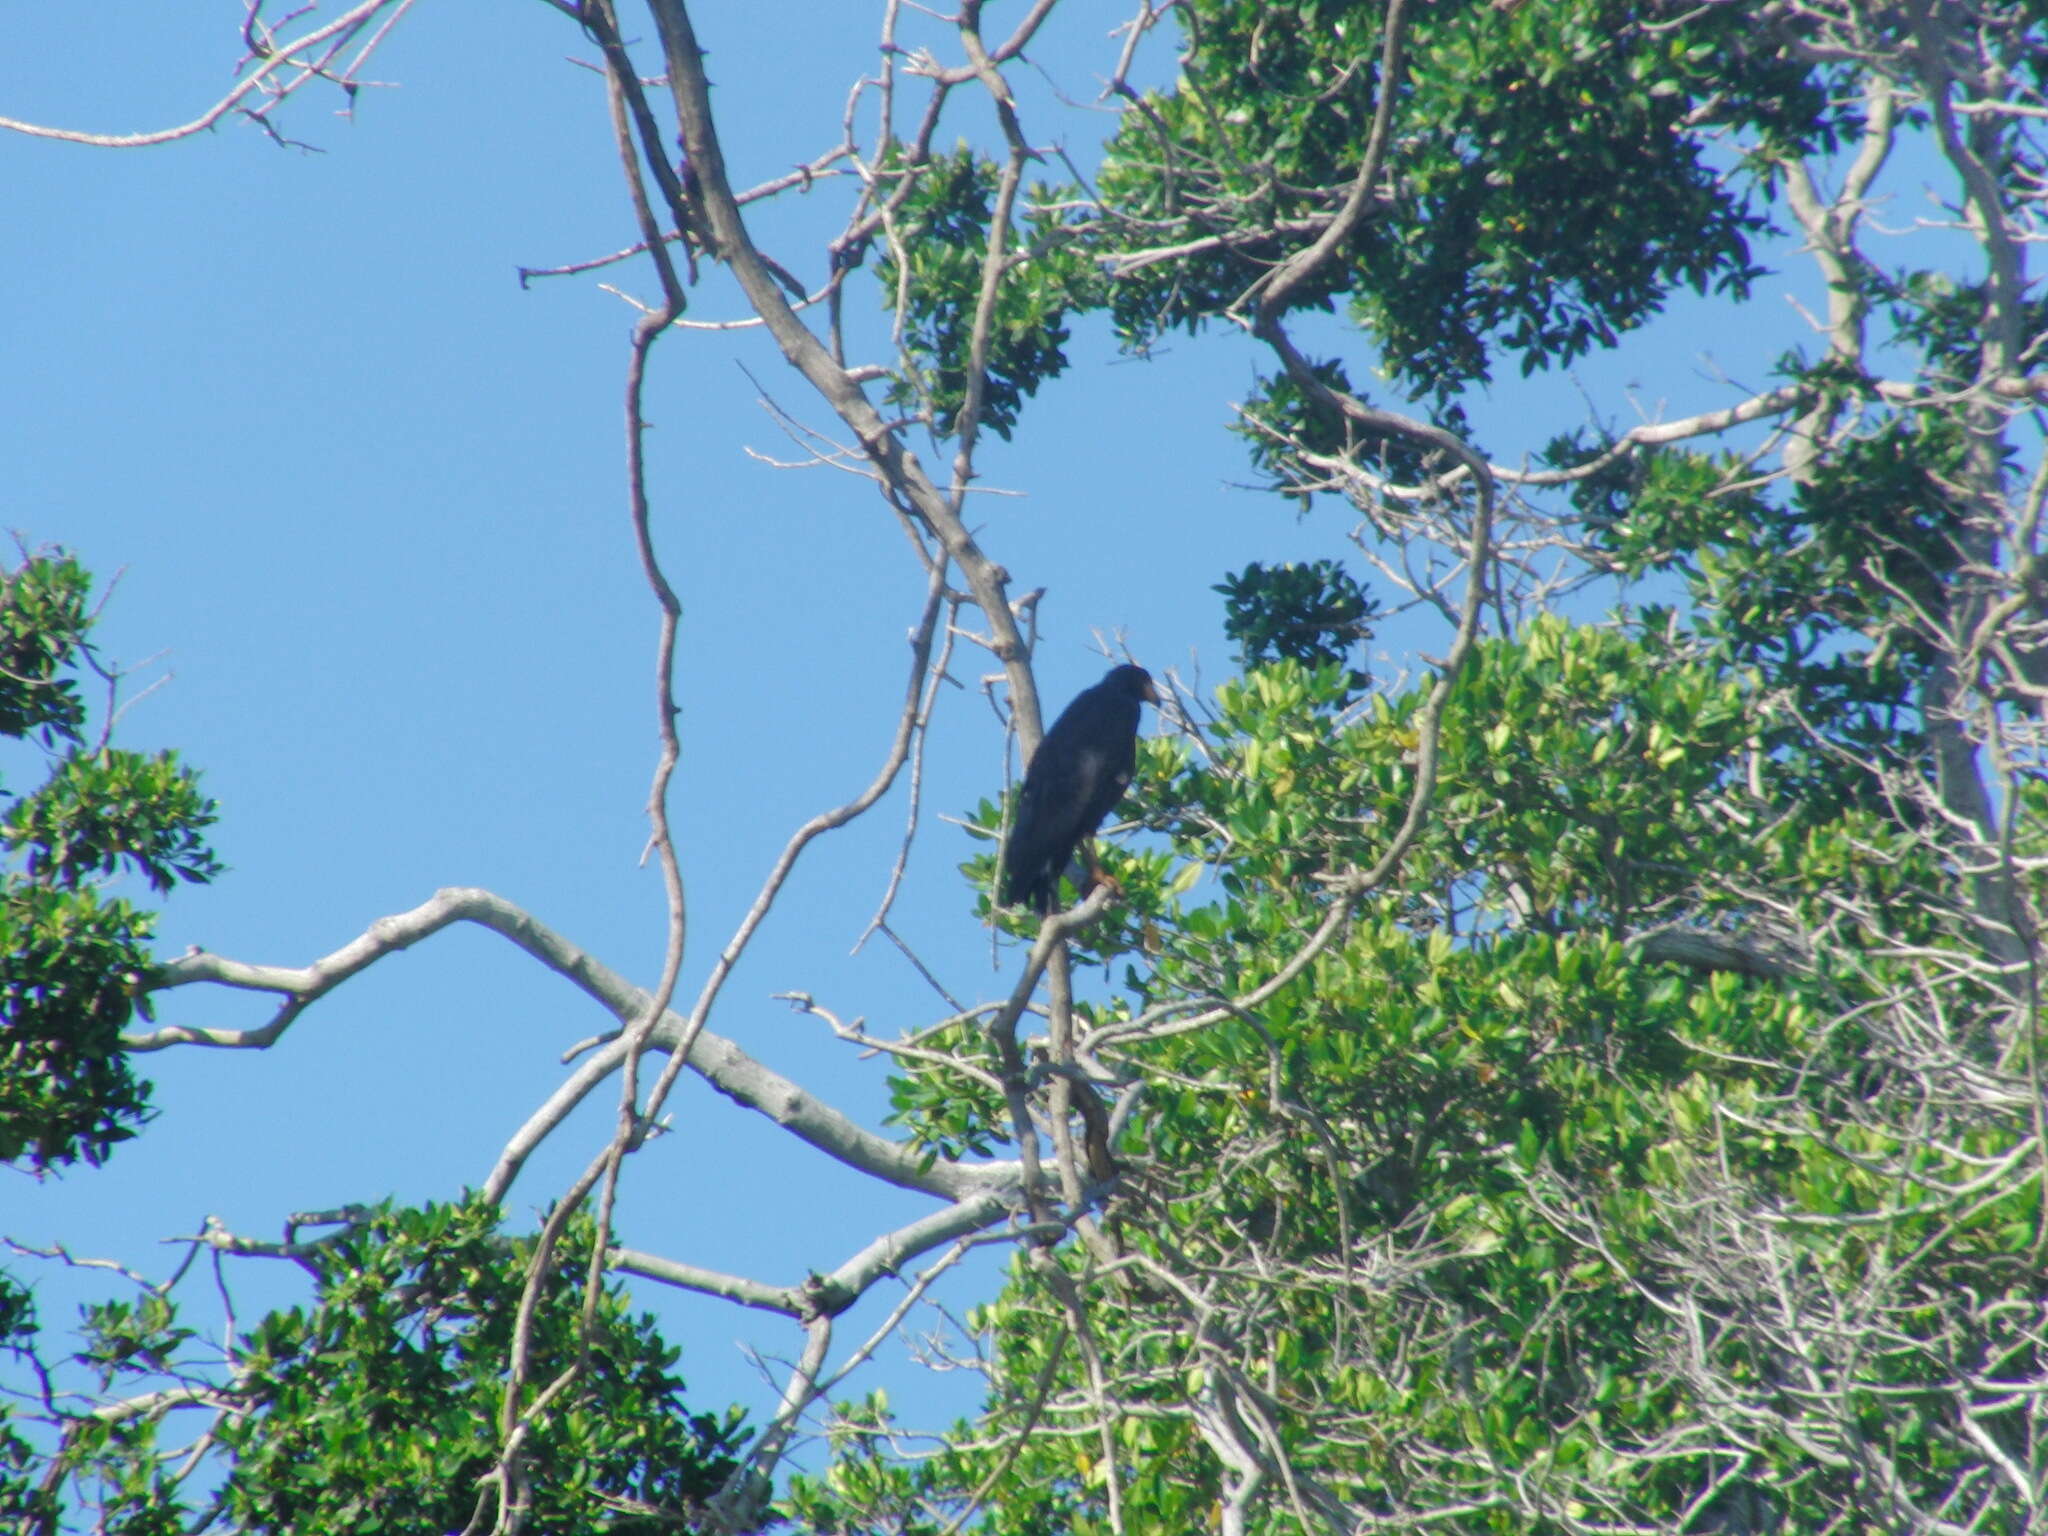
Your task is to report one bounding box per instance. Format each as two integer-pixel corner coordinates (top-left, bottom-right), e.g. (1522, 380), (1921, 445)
(1077, 839), (1123, 901)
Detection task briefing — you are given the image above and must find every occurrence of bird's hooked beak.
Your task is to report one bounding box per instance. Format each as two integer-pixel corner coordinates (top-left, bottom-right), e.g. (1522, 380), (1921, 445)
(1139, 673), (1162, 706)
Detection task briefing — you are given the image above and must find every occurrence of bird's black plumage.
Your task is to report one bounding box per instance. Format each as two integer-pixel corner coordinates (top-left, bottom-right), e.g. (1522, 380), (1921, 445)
(1000, 664), (1159, 910)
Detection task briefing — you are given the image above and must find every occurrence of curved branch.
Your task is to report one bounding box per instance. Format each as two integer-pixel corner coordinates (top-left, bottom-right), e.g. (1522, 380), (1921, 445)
(137, 887), (1019, 1203)
(1241, 0), (1406, 318)
(673, 563), (948, 1062)
(637, 0), (1047, 744)
(613, 1189), (1013, 1320)
(0, 1), (414, 147)
(1635, 926), (1813, 981)
(1907, 0), (2028, 379)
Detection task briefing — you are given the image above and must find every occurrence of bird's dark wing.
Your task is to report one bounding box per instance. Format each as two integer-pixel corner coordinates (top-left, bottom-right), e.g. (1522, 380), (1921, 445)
(1073, 735), (1138, 834)
(999, 668), (1149, 910)
(1002, 737), (1114, 909)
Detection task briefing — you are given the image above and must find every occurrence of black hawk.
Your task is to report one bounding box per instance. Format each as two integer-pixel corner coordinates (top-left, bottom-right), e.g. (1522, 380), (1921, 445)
(1000, 664), (1160, 911)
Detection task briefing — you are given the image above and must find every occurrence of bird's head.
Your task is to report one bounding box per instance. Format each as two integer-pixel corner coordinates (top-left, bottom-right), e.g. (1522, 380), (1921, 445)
(1105, 664), (1160, 706)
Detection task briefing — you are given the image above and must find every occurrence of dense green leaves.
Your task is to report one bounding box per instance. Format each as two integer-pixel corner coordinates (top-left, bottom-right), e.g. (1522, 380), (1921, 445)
(1092, 0), (1830, 394)
(27, 1201), (747, 1536)
(8, 748), (220, 897)
(217, 1200), (745, 1535)
(14, 2), (2048, 1531)
(891, 604), (2042, 1530)
(0, 555), (91, 742)
(0, 884), (158, 1168)
(1590, 423), (1969, 795)
(1215, 560), (1377, 699)
(877, 147), (1092, 440)
(0, 551), (219, 1170)
(0, 1276), (51, 1532)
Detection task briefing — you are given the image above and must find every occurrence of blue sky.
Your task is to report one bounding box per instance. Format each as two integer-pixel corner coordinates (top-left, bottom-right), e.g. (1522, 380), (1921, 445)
(1, 0), (1962, 1460)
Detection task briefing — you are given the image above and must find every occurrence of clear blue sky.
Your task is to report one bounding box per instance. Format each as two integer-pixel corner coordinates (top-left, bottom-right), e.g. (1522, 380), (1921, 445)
(2, 0), (1949, 1449)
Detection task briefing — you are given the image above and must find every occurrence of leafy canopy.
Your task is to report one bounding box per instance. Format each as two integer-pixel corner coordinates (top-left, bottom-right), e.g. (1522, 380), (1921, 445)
(0, 551), (219, 1172)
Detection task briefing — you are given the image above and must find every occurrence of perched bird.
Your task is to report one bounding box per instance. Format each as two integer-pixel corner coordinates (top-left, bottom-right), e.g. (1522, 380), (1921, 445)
(1000, 664), (1160, 911)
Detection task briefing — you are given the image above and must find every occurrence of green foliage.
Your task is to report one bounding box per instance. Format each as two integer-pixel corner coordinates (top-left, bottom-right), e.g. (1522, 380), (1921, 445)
(899, 598), (2038, 1529)
(28, 1199), (746, 1536)
(877, 146), (1093, 440)
(8, 748), (220, 897)
(0, 554), (91, 742)
(214, 1199), (745, 1534)
(0, 1276), (53, 1532)
(1428, 616), (1761, 924)
(20, 4), (2043, 1531)
(1589, 395), (1979, 812)
(1214, 560), (1377, 698)
(1235, 356), (1478, 502)
(0, 551), (219, 1170)
(885, 1010), (1006, 1166)
(1091, 0), (1833, 395)
(0, 883), (158, 1168)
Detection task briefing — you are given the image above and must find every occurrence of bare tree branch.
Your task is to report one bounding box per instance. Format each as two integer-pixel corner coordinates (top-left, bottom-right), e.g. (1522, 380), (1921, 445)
(0, 1), (415, 147)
